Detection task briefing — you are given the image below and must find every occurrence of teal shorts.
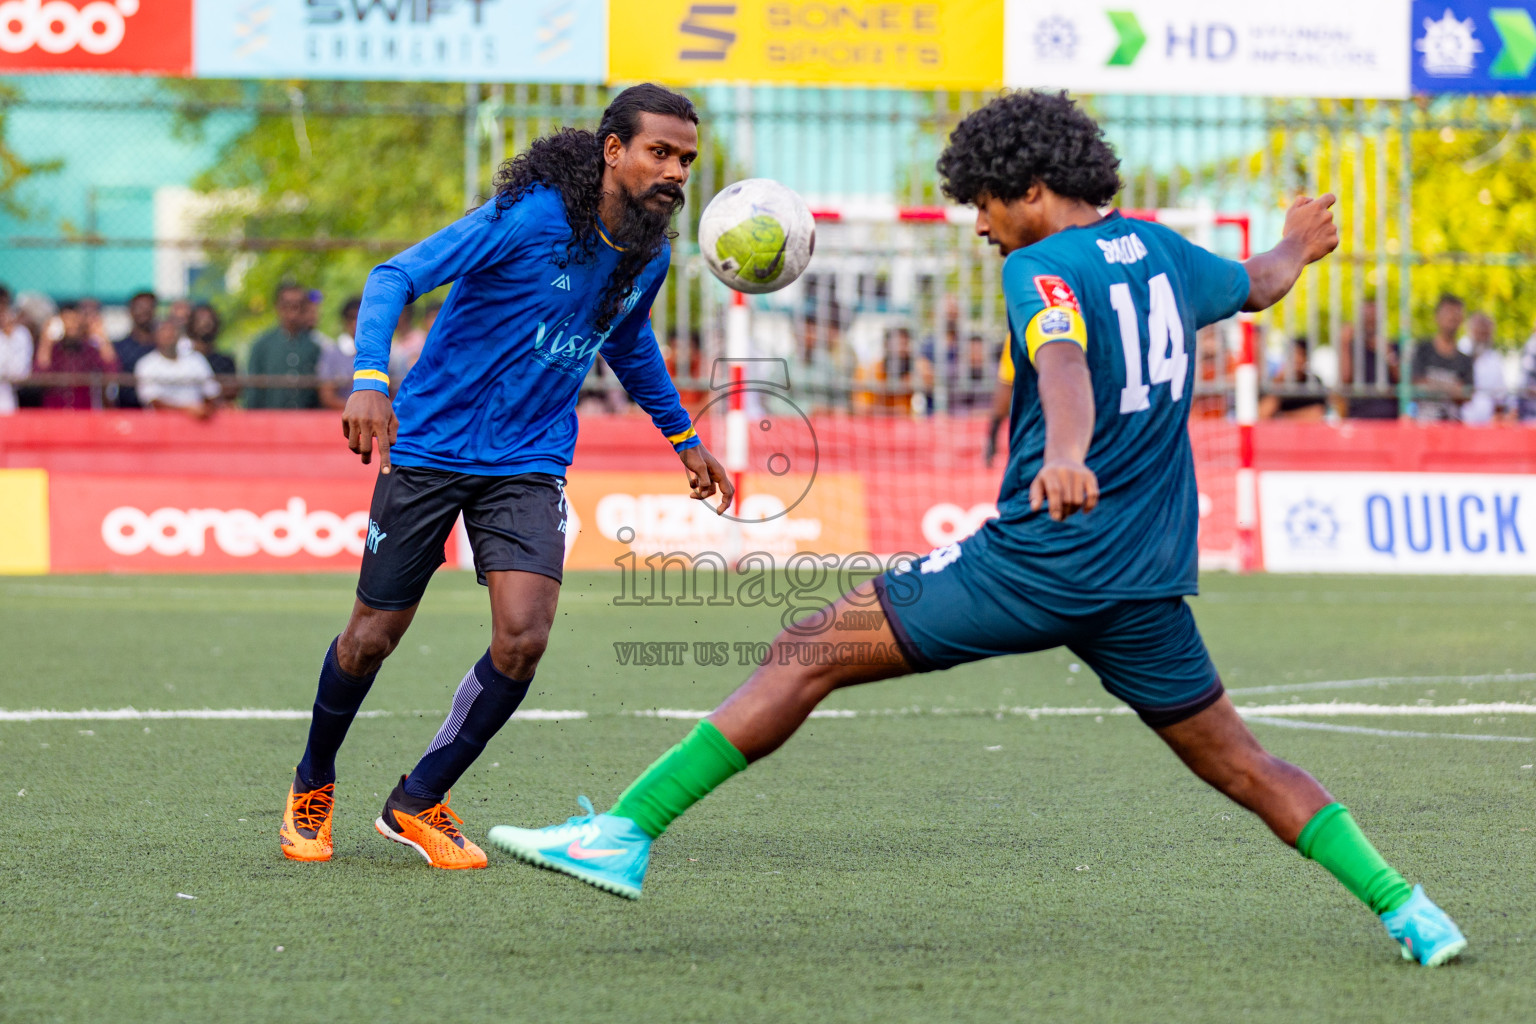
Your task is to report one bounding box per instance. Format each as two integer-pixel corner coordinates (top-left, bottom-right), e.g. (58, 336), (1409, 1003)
(872, 526), (1222, 728)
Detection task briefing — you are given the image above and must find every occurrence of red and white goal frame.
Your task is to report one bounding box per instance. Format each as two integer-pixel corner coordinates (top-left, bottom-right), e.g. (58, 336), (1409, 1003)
(717, 203), (1259, 573)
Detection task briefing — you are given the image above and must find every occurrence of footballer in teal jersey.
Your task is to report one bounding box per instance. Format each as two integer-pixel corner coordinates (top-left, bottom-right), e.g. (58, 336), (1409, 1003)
(492, 92), (1467, 967)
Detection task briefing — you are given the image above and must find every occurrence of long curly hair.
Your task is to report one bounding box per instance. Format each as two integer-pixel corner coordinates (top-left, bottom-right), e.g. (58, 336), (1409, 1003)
(937, 90), (1121, 207)
(490, 83), (697, 332)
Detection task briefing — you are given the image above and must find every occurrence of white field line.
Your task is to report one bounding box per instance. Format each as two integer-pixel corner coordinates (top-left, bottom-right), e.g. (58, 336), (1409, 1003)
(1227, 673), (1536, 697)
(0, 707), (587, 723)
(1, 702), (1531, 735)
(1243, 716), (1533, 743)
(608, 703), (1536, 720)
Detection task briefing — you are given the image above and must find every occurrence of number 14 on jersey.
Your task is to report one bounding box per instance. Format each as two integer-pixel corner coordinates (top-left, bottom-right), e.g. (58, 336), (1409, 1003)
(1110, 272), (1188, 415)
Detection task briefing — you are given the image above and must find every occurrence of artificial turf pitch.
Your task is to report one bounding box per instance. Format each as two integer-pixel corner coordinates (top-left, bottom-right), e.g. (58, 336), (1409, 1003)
(1, 572), (1533, 1023)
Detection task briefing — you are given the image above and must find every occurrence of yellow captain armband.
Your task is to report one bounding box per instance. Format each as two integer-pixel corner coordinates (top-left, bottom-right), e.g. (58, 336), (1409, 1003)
(998, 336), (1015, 385)
(667, 425), (698, 449)
(353, 369), (391, 385)
(1023, 305), (1087, 366)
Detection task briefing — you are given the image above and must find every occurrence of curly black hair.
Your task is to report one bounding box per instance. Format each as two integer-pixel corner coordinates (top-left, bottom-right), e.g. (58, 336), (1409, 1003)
(490, 83), (697, 332)
(937, 90), (1121, 207)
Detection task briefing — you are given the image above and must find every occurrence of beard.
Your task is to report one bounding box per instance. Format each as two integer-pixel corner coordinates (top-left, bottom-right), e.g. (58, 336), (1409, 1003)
(613, 181), (684, 250)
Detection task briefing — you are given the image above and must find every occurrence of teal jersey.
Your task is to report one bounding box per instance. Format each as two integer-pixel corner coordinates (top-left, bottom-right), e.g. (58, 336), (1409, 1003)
(994, 213), (1250, 599)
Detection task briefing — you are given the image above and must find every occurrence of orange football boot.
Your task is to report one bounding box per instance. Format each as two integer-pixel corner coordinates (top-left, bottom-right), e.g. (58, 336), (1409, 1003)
(280, 775), (334, 862)
(374, 776), (488, 870)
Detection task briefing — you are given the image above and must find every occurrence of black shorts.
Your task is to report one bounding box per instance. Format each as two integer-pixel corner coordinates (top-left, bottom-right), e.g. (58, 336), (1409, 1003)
(356, 466), (568, 611)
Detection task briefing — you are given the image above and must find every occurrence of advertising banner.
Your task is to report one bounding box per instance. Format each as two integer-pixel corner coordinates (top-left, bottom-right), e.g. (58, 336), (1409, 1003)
(608, 0), (1004, 89)
(192, 0), (606, 82)
(1259, 471), (1536, 574)
(1005, 0), (1411, 98)
(1411, 1), (1536, 93)
(0, 0), (193, 74)
(554, 470), (870, 571)
(47, 474), (378, 573)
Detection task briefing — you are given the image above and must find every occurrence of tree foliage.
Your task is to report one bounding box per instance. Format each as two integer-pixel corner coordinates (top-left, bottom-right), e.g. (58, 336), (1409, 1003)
(0, 82), (62, 220)
(1235, 96), (1536, 346)
(173, 80), (469, 341)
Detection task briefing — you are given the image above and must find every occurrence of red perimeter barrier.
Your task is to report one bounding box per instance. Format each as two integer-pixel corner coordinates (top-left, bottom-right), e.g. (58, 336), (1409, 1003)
(1, 411), (1533, 574)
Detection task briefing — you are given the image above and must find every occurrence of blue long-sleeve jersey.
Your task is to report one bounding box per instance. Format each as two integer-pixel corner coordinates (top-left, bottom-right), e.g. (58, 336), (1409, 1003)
(351, 185), (698, 476)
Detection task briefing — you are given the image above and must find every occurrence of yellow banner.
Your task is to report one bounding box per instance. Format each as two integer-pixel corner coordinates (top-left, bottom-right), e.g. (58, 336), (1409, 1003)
(609, 1), (1003, 89)
(0, 469), (49, 574)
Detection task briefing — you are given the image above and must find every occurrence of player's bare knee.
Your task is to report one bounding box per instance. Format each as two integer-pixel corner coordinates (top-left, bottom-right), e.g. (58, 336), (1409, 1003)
(490, 625), (548, 679)
(338, 619), (403, 675)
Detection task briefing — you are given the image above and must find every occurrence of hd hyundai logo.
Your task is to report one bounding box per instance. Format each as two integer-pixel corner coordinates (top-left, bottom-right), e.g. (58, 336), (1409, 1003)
(679, 3), (736, 61)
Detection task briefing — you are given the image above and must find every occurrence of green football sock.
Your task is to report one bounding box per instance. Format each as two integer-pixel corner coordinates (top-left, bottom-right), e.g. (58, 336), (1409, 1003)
(609, 720), (748, 838)
(1296, 802), (1413, 915)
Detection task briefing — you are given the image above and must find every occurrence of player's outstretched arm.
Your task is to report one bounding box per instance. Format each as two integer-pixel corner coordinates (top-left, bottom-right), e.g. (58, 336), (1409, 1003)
(1029, 342), (1098, 522)
(1242, 194), (1340, 312)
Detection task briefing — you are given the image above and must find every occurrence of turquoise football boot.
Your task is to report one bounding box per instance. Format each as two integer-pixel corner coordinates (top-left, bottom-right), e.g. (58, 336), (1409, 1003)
(486, 796), (650, 900)
(1380, 885), (1468, 966)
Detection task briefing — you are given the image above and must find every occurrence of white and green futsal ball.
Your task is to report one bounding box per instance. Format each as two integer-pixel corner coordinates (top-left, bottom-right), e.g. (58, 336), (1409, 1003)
(698, 178), (815, 294)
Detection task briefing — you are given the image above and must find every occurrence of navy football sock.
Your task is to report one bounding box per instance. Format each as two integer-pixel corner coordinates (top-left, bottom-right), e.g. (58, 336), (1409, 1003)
(403, 651), (531, 802)
(296, 637), (378, 791)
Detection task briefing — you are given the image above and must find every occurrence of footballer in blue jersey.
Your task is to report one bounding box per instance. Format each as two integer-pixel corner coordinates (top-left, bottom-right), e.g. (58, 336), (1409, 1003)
(279, 85), (734, 870)
(492, 91), (1467, 966)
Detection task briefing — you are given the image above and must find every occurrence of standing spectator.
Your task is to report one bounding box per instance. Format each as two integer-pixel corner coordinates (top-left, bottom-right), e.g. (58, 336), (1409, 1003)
(188, 303), (234, 375)
(35, 301), (107, 410)
(188, 303), (236, 404)
(951, 333), (996, 412)
(1519, 325), (1536, 422)
(1460, 312), (1509, 425)
(113, 290), (158, 409)
(917, 322), (960, 412)
(1261, 336), (1328, 420)
(854, 325), (915, 414)
(788, 310), (848, 410)
(11, 291), (54, 409)
(78, 297), (116, 363)
(303, 289), (333, 347)
(1411, 294), (1473, 421)
(136, 318), (218, 419)
(1337, 304), (1400, 419)
(245, 283), (322, 409)
(0, 284), (33, 415)
(1191, 324), (1235, 419)
(318, 295), (360, 411)
(167, 298), (193, 335)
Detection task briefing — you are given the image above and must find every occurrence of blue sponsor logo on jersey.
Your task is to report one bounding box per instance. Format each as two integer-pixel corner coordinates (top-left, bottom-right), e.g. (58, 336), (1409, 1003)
(366, 519), (388, 553)
(1038, 309), (1074, 336)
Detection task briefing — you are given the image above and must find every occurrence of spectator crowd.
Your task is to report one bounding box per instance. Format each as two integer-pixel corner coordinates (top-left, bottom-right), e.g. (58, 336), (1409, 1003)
(0, 282), (438, 418)
(3, 281), (1535, 424)
(1255, 293), (1536, 424)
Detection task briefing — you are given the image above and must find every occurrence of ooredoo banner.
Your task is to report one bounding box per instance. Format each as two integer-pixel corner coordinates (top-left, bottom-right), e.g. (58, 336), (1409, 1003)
(30, 460), (1238, 573)
(0, 0), (193, 73)
(48, 474), (376, 572)
(192, 0), (607, 82)
(1004, 0), (1412, 98)
(1259, 471), (1536, 574)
